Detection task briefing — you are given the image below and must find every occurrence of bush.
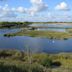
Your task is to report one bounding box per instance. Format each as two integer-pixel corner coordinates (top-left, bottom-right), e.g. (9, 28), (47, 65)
(32, 54), (52, 68)
(52, 61), (61, 67)
(31, 63), (44, 72)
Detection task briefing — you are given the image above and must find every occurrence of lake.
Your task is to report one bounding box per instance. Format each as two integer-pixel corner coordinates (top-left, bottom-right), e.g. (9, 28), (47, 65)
(29, 23), (72, 28)
(36, 28), (66, 32)
(0, 28), (22, 35)
(0, 36), (72, 53)
(0, 24), (72, 53)
(29, 23), (72, 32)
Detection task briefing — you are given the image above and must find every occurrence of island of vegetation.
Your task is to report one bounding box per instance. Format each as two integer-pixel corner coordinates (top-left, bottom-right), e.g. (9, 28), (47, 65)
(0, 22), (32, 28)
(4, 29), (72, 40)
(1, 21), (72, 40)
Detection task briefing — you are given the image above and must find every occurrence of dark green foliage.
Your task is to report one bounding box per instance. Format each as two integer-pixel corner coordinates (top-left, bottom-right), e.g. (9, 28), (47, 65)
(0, 63), (27, 72)
(32, 54), (52, 68)
(52, 61), (61, 67)
(0, 21), (32, 28)
(41, 58), (52, 68)
(63, 38), (68, 40)
(0, 62), (45, 72)
(4, 33), (15, 37)
(0, 50), (12, 58)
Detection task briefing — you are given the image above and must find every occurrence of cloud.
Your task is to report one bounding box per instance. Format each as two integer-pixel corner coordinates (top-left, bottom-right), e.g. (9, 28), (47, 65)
(2, 11), (17, 18)
(0, 1), (71, 22)
(0, 0), (48, 19)
(16, 7), (26, 13)
(29, 0), (48, 16)
(31, 0), (43, 5)
(55, 2), (70, 11)
(0, 4), (17, 18)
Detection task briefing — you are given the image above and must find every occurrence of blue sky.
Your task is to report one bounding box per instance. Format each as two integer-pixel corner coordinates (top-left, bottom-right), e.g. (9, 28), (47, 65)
(0, 0), (72, 22)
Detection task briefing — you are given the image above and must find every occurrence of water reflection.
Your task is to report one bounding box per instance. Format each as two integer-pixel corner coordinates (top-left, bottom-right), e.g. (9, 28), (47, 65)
(36, 28), (66, 32)
(0, 28), (21, 35)
(0, 36), (72, 53)
(30, 23), (72, 28)
(29, 23), (72, 32)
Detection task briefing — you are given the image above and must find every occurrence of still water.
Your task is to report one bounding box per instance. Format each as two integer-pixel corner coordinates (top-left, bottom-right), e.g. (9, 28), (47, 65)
(0, 36), (72, 53)
(29, 23), (72, 28)
(29, 23), (72, 32)
(0, 28), (22, 35)
(0, 25), (72, 53)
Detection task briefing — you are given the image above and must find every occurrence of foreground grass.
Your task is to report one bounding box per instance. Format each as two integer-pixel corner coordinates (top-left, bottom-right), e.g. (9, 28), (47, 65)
(0, 50), (72, 72)
(4, 30), (72, 40)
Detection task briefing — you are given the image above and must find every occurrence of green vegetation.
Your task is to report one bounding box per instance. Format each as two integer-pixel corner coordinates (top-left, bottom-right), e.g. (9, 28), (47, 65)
(0, 21), (71, 39)
(66, 28), (72, 33)
(4, 30), (72, 40)
(0, 21), (72, 29)
(0, 50), (71, 72)
(0, 22), (32, 28)
(0, 50), (52, 72)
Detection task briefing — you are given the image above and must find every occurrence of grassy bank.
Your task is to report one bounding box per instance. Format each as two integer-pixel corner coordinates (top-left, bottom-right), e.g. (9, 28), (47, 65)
(0, 22), (32, 28)
(0, 50), (71, 72)
(4, 30), (72, 40)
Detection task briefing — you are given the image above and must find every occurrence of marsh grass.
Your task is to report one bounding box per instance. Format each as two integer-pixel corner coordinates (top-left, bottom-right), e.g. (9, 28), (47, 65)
(0, 50), (71, 72)
(4, 30), (72, 40)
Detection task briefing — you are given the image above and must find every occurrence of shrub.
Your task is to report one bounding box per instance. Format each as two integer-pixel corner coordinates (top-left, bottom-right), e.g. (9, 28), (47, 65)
(32, 54), (52, 68)
(31, 63), (44, 72)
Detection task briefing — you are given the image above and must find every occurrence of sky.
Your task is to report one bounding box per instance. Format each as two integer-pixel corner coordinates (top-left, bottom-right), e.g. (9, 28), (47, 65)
(0, 0), (72, 22)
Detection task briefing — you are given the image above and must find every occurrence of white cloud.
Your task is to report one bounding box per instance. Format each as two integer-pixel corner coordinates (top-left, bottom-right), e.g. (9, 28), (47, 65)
(31, 0), (43, 5)
(0, 0), (48, 19)
(2, 4), (11, 13)
(28, 7), (38, 16)
(16, 7), (26, 13)
(0, 4), (17, 18)
(55, 2), (69, 11)
(29, 0), (48, 16)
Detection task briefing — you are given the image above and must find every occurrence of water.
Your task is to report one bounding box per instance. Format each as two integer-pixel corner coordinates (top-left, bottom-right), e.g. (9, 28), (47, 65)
(29, 23), (72, 32)
(37, 28), (66, 32)
(0, 28), (21, 35)
(0, 36), (72, 53)
(30, 23), (72, 28)
(0, 24), (72, 53)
